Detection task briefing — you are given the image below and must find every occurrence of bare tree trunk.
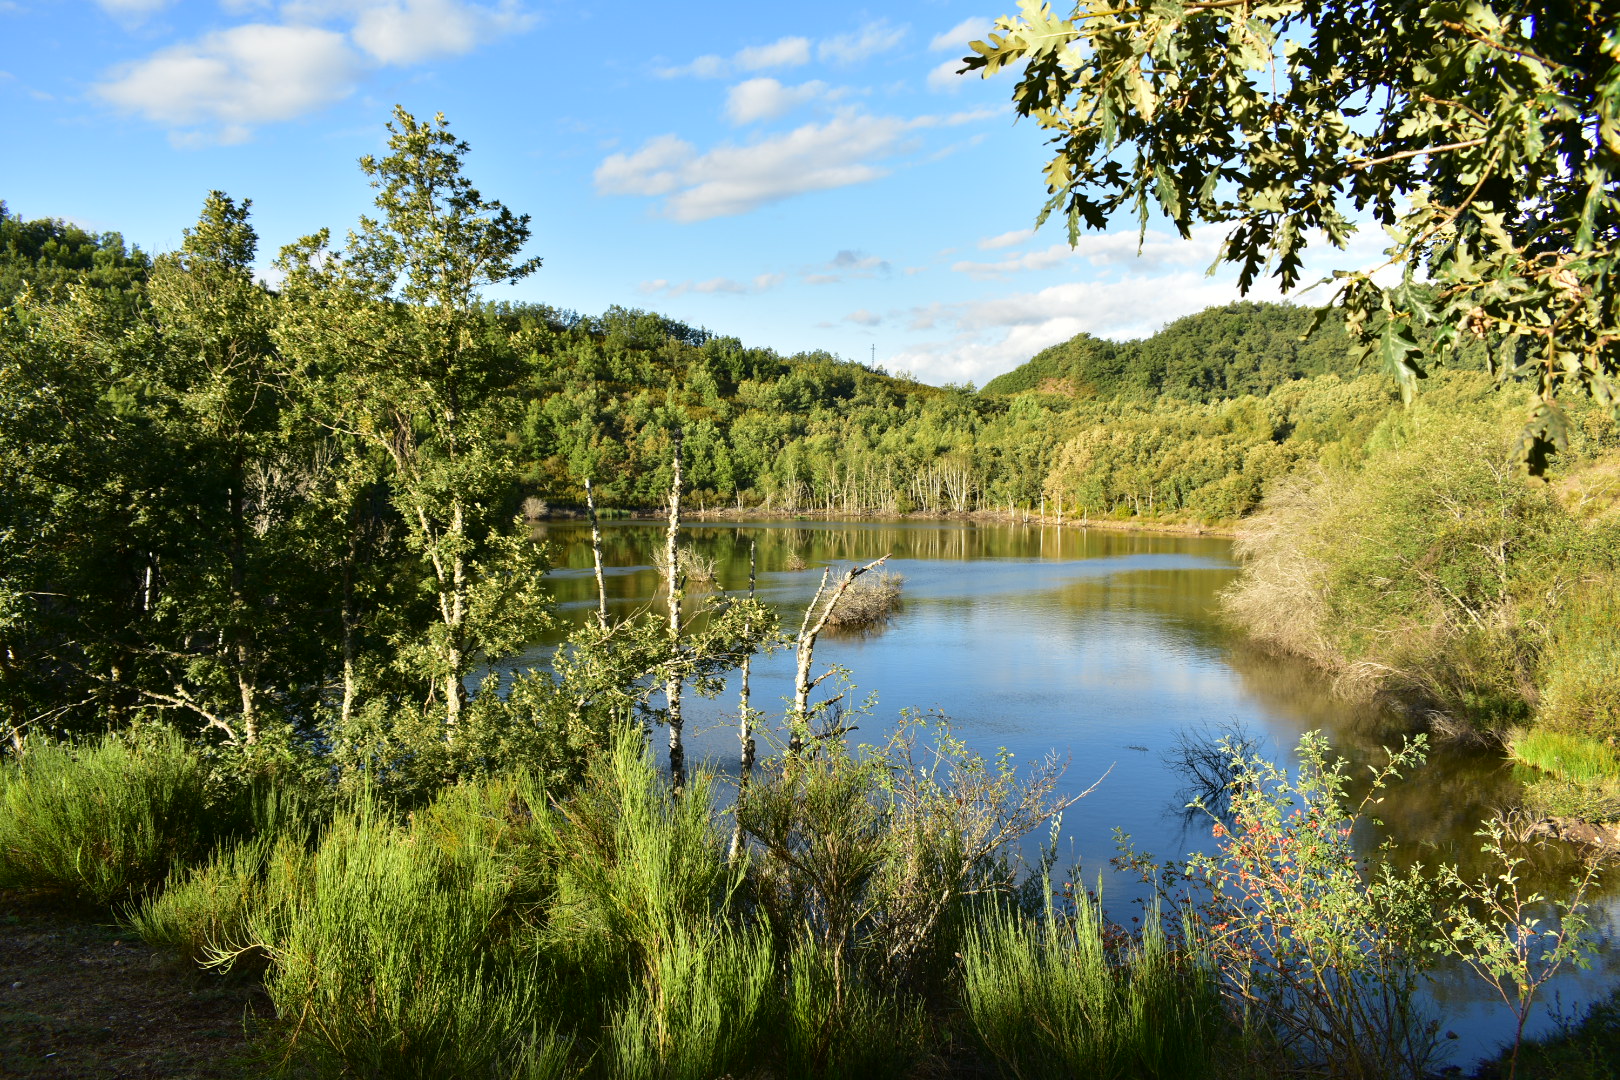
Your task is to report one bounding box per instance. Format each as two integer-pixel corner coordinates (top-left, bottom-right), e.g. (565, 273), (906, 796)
(790, 555), (888, 755)
(663, 430), (686, 793)
(585, 476), (608, 629)
(728, 538), (757, 862)
(445, 499), (467, 727)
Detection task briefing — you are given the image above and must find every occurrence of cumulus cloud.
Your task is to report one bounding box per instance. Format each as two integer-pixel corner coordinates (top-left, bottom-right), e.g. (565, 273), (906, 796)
(597, 105), (1000, 220)
(659, 35), (811, 78)
(927, 58), (970, 93)
(819, 20), (907, 64)
(597, 110), (916, 221)
(736, 36), (811, 71)
(844, 308), (883, 326)
(95, 0), (176, 15)
(929, 16), (991, 52)
(978, 228), (1033, 250)
(93, 0), (534, 142)
(95, 23), (361, 144)
(346, 0), (534, 64)
(725, 77), (827, 125)
(950, 226), (1228, 279)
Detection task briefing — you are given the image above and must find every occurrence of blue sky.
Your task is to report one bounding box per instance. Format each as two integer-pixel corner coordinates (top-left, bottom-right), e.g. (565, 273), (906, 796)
(0, 1), (1374, 385)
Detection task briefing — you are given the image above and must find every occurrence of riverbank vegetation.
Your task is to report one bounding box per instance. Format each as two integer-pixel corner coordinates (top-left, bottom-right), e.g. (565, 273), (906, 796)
(3, 99), (1620, 1078)
(1221, 383), (1620, 810)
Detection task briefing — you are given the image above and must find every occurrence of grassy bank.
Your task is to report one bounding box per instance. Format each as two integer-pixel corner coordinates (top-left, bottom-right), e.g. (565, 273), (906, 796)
(1, 722), (1607, 1080)
(1222, 376), (1620, 812)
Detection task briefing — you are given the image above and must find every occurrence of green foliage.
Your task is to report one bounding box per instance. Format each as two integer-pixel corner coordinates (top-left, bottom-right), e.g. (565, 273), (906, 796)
(1510, 730), (1620, 788)
(969, 0), (1620, 466)
(1224, 395), (1619, 732)
(1536, 579), (1620, 742)
(0, 201), (149, 307)
(1188, 732), (1442, 1079)
(982, 301), (1361, 401)
(0, 728), (215, 905)
(962, 896), (1218, 1080)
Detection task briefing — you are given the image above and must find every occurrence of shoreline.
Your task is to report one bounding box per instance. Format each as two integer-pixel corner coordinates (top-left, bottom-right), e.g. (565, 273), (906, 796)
(539, 504), (1240, 539)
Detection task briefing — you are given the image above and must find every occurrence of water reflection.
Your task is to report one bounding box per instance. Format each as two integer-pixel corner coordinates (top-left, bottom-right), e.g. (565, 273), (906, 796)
(523, 518), (1615, 1065)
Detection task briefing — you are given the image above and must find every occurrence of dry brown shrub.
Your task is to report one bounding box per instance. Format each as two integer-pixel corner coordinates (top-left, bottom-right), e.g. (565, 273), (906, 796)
(825, 571), (904, 630)
(1220, 470), (1338, 667)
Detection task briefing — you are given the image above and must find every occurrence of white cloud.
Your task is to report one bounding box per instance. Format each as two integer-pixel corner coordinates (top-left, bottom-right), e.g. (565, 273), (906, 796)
(95, 23), (361, 144)
(927, 58), (968, 92)
(735, 36), (811, 71)
(845, 308), (882, 326)
(819, 20), (907, 64)
(597, 102), (1001, 221)
(595, 133), (695, 197)
(95, 0), (176, 16)
(659, 35), (810, 79)
(893, 271), (1286, 385)
(93, 1), (534, 141)
(725, 77), (826, 125)
(597, 110), (914, 221)
(929, 16), (991, 52)
(640, 272), (783, 298)
(347, 0), (534, 64)
(950, 226), (1228, 279)
(978, 228), (1033, 250)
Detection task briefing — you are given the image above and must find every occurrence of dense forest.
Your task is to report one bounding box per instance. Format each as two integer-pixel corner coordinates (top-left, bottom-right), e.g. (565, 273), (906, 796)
(2, 103), (1619, 1080)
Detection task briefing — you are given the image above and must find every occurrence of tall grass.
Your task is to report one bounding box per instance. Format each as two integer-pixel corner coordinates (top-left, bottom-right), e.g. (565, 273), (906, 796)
(779, 935), (925, 1080)
(1536, 579), (1620, 743)
(0, 728), (214, 904)
(127, 828), (312, 968)
(961, 893), (1218, 1080)
(607, 923), (773, 1080)
(248, 805), (565, 1079)
(1509, 729), (1620, 788)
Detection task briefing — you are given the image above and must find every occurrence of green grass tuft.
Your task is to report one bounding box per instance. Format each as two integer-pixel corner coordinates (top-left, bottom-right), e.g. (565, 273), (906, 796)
(0, 728), (215, 905)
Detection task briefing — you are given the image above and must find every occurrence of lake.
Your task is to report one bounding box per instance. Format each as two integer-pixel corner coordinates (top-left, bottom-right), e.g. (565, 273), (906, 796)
(521, 516), (1619, 1066)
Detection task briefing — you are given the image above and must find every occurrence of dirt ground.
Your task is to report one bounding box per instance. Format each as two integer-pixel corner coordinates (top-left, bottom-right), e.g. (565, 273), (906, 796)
(0, 889), (266, 1080)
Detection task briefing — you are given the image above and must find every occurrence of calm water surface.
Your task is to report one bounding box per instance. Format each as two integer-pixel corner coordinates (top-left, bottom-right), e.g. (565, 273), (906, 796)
(521, 517), (1619, 1066)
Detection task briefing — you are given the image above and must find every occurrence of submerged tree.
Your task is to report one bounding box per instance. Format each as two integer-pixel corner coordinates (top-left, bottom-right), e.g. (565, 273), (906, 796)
(967, 0), (1619, 467)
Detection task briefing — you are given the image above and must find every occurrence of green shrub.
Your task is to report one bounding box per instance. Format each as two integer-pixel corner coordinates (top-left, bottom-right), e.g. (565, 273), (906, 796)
(0, 728), (214, 905)
(1225, 404), (1608, 734)
(248, 806), (560, 1079)
(607, 923), (774, 1080)
(1537, 578), (1620, 742)
(962, 895), (1217, 1080)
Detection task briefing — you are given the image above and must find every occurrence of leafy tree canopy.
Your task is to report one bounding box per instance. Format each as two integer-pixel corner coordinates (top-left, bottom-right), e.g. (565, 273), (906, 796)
(966, 0), (1619, 468)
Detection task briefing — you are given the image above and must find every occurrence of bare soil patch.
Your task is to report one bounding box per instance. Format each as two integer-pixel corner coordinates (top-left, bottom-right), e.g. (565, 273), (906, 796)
(0, 889), (266, 1080)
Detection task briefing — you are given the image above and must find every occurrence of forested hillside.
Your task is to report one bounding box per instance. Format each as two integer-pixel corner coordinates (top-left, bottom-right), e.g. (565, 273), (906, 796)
(2, 196), (1425, 524)
(980, 301), (1362, 400)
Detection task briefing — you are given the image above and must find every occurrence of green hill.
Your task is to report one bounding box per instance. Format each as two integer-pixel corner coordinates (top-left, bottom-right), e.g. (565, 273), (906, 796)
(980, 301), (1358, 401)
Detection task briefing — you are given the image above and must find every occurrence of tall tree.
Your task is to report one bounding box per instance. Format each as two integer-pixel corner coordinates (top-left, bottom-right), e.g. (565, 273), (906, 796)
(967, 0), (1619, 466)
(276, 107), (548, 728)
